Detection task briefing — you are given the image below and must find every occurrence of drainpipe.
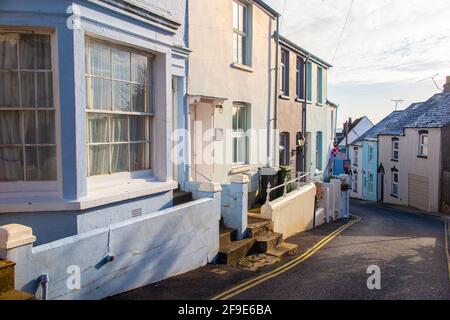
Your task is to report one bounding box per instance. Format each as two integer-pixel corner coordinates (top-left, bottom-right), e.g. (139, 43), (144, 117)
(302, 54), (311, 172)
(268, 16), (280, 167)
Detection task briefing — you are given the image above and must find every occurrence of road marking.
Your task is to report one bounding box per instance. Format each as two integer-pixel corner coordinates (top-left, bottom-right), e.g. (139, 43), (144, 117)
(211, 216), (361, 300)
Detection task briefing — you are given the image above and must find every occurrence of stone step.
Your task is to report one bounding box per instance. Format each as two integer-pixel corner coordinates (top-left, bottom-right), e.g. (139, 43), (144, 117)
(218, 238), (256, 266)
(172, 190), (194, 206)
(247, 217), (273, 238)
(253, 232), (283, 253)
(0, 260), (15, 294)
(0, 290), (33, 300)
(219, 227), (237, 247)
(266, 242), (298, 259)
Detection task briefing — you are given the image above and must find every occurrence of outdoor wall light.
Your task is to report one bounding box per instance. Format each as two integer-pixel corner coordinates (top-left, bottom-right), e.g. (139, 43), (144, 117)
(215, 104), (224, 113)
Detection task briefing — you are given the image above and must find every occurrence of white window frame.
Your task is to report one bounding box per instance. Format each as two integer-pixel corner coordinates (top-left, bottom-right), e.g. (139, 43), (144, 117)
(392, 171), (399, 197)
(280, 49), (289, 96)
(232, 103), (249, 166)
(84, 38), (154, 179)
(232, 0), (249, 66)
(392, 139), (399, 160)
(354, 148), (359, 166)
(418, 132), (428, 157)
(353, 172), (358, 192)
(368, 145), (374, 163)
(368, 172), (374, 193)
(0, 29), (60, 194)
(317, 66), (323, 104)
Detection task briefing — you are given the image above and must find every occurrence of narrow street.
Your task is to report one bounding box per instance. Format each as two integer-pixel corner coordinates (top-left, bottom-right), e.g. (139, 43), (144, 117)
(229, 202), (450, 300)
(112, 201), (450, 300)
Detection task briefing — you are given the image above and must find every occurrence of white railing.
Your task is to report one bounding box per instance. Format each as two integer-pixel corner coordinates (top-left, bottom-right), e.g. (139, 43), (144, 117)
(265, 172), (310, 205)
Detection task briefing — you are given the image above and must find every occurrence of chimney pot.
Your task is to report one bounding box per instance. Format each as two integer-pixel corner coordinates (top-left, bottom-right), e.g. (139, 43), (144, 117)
(444, 76), (450, 93)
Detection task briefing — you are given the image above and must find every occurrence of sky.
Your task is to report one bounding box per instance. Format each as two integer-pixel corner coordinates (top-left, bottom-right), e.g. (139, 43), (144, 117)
(264, 0), (450, 128)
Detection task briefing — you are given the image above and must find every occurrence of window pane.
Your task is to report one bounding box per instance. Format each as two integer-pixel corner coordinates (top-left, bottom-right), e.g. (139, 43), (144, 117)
(20, 71), (35, 108)
(111, 115), (128, 142)
(239, 4), (246, 32)
(24, 111), (37, 144)
(37, 146), (56, 180)
(131, 84), (146, 112)
(87, 113), (109, 143)
(19, 34), (35, 70)
(0, 72), (19, 107)
(37, 110), (55, 144)
(131, 53), (147, 84)
(237, 136), (247, 163)
(36, 72), (53, 108)
(0, 34), (18, 70)
(89, 145), (109, 176)
(91, 78), (111, 110)
(35, 35), (51, 70)
(112, 81), (130, 111)
(111, 143), (129, 173)
(233, 1), (239, 30)
(90, 42), (110, 77)
(130, 143), (150, 171)
(0, 111), (21, 144)
(130, 116), (149, 141)
(0, 147), (23, 181)
(112, 48), (130, 81)
(237, 106), (247, 130)
(25, 146), (38, 180)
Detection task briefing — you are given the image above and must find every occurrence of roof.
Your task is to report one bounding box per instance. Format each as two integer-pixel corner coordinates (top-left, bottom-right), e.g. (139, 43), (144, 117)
(336, 117), (365, 145)
(353, 93), (450, 143)
(352, 112), (404, 144)
(279, 35), (332, 69)
(253, 0), (280, 17)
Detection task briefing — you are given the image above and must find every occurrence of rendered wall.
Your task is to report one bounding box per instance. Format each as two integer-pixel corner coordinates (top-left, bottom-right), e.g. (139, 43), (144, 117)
(260, 183), (316, 239)
(3, 198), (220, 300)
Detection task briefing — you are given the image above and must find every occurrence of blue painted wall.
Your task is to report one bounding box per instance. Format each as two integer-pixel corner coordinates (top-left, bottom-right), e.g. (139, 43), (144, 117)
(361, 141), (378, 201)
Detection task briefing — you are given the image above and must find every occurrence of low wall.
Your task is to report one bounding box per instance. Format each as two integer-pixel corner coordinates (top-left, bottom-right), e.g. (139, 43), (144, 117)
(1, 198), (220, 300)
(318, 183), (336, 222)
(260, 183), (317, 239)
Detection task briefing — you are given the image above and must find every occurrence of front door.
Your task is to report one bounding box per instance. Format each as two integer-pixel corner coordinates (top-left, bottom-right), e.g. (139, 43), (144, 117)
(191, 102), (214, 182)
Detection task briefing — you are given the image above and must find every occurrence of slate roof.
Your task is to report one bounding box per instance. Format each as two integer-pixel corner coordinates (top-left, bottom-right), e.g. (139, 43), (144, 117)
(336, 117), (364, 146)
(352, 93), (450, 143)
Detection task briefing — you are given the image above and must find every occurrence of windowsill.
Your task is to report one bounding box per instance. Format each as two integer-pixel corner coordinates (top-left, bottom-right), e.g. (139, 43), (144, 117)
(390, 194), (399, 199)
(417, 155), (428, 159)
(230, 63), (254, 73)
(230, 165), (251, 174)
(391, 159), (399, 162)
(316, 102), (324, 107)
(0, 178), (178, 213)
(295, 98), (305, 103)
(279, 95), (290, 100)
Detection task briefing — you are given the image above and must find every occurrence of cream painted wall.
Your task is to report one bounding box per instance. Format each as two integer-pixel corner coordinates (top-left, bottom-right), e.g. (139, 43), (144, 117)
(379, 128), (442, 212)
(188, 0), (277, 184)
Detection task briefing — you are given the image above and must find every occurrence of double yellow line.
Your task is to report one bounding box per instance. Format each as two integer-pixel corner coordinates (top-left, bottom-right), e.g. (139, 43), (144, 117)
(211, 215), (361, 300)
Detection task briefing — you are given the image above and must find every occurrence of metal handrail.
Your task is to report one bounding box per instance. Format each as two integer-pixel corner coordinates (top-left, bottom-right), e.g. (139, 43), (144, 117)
(265, 172), (310, 205)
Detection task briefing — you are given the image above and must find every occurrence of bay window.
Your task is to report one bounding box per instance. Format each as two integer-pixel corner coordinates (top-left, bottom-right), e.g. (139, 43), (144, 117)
(85, 39), (153, 177)
(232, 104), (249, 165)
(0, 32), (56, 182)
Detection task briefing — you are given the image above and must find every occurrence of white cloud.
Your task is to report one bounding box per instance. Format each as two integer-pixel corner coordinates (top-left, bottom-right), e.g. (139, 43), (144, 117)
(264, 0), (450, 85)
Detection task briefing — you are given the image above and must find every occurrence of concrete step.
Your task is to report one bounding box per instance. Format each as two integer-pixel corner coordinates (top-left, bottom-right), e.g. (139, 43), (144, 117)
(0, 260), (15, 294)
(0, 290), (33, 300)
(253, 232), (283, 253)
(219, 227), (237, 247)
(218, 238), (256, 266)
(247, 217), (273, 238)
(172, 190), (193, 206)
(266, 242), (298, 259)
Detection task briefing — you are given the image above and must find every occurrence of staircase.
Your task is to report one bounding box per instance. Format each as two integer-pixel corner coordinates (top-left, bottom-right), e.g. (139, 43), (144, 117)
(218, 217), (298, 266)
(172, 189), (194, 206)
(0, 260), (33, 300)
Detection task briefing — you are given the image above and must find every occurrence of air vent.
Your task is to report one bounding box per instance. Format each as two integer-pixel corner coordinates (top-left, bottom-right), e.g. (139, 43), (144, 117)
(131, 208), (142, 218)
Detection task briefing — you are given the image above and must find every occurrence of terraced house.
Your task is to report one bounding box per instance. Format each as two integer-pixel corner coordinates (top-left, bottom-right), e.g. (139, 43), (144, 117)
(277, 36), (335, 180)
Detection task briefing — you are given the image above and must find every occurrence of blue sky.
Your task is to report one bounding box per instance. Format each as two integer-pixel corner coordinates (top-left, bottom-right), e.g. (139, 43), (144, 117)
(265, 0), (450, 127)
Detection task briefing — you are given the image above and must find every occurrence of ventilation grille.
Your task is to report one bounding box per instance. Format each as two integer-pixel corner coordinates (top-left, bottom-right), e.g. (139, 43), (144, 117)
(131, 208), (142, 218)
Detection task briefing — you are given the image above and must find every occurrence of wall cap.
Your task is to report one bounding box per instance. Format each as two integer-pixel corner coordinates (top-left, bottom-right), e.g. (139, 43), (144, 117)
(199, 182), (222, 192)
(0, 224), (36, 250)
(230, 175), (250, 184)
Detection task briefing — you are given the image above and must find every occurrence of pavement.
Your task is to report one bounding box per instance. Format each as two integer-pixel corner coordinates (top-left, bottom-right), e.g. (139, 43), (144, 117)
(109, 201), (450, 300)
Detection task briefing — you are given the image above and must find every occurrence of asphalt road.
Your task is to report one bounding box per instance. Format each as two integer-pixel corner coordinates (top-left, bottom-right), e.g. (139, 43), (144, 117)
(231, 202), (450, 300)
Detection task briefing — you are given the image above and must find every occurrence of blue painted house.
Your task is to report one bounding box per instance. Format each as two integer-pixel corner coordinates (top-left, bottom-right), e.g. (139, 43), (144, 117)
(350, 111), (404, 202)
(0, 0), (191, 244)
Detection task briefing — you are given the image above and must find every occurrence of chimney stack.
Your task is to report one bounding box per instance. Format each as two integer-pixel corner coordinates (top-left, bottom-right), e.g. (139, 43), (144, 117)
(444, 76), (450, 93)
